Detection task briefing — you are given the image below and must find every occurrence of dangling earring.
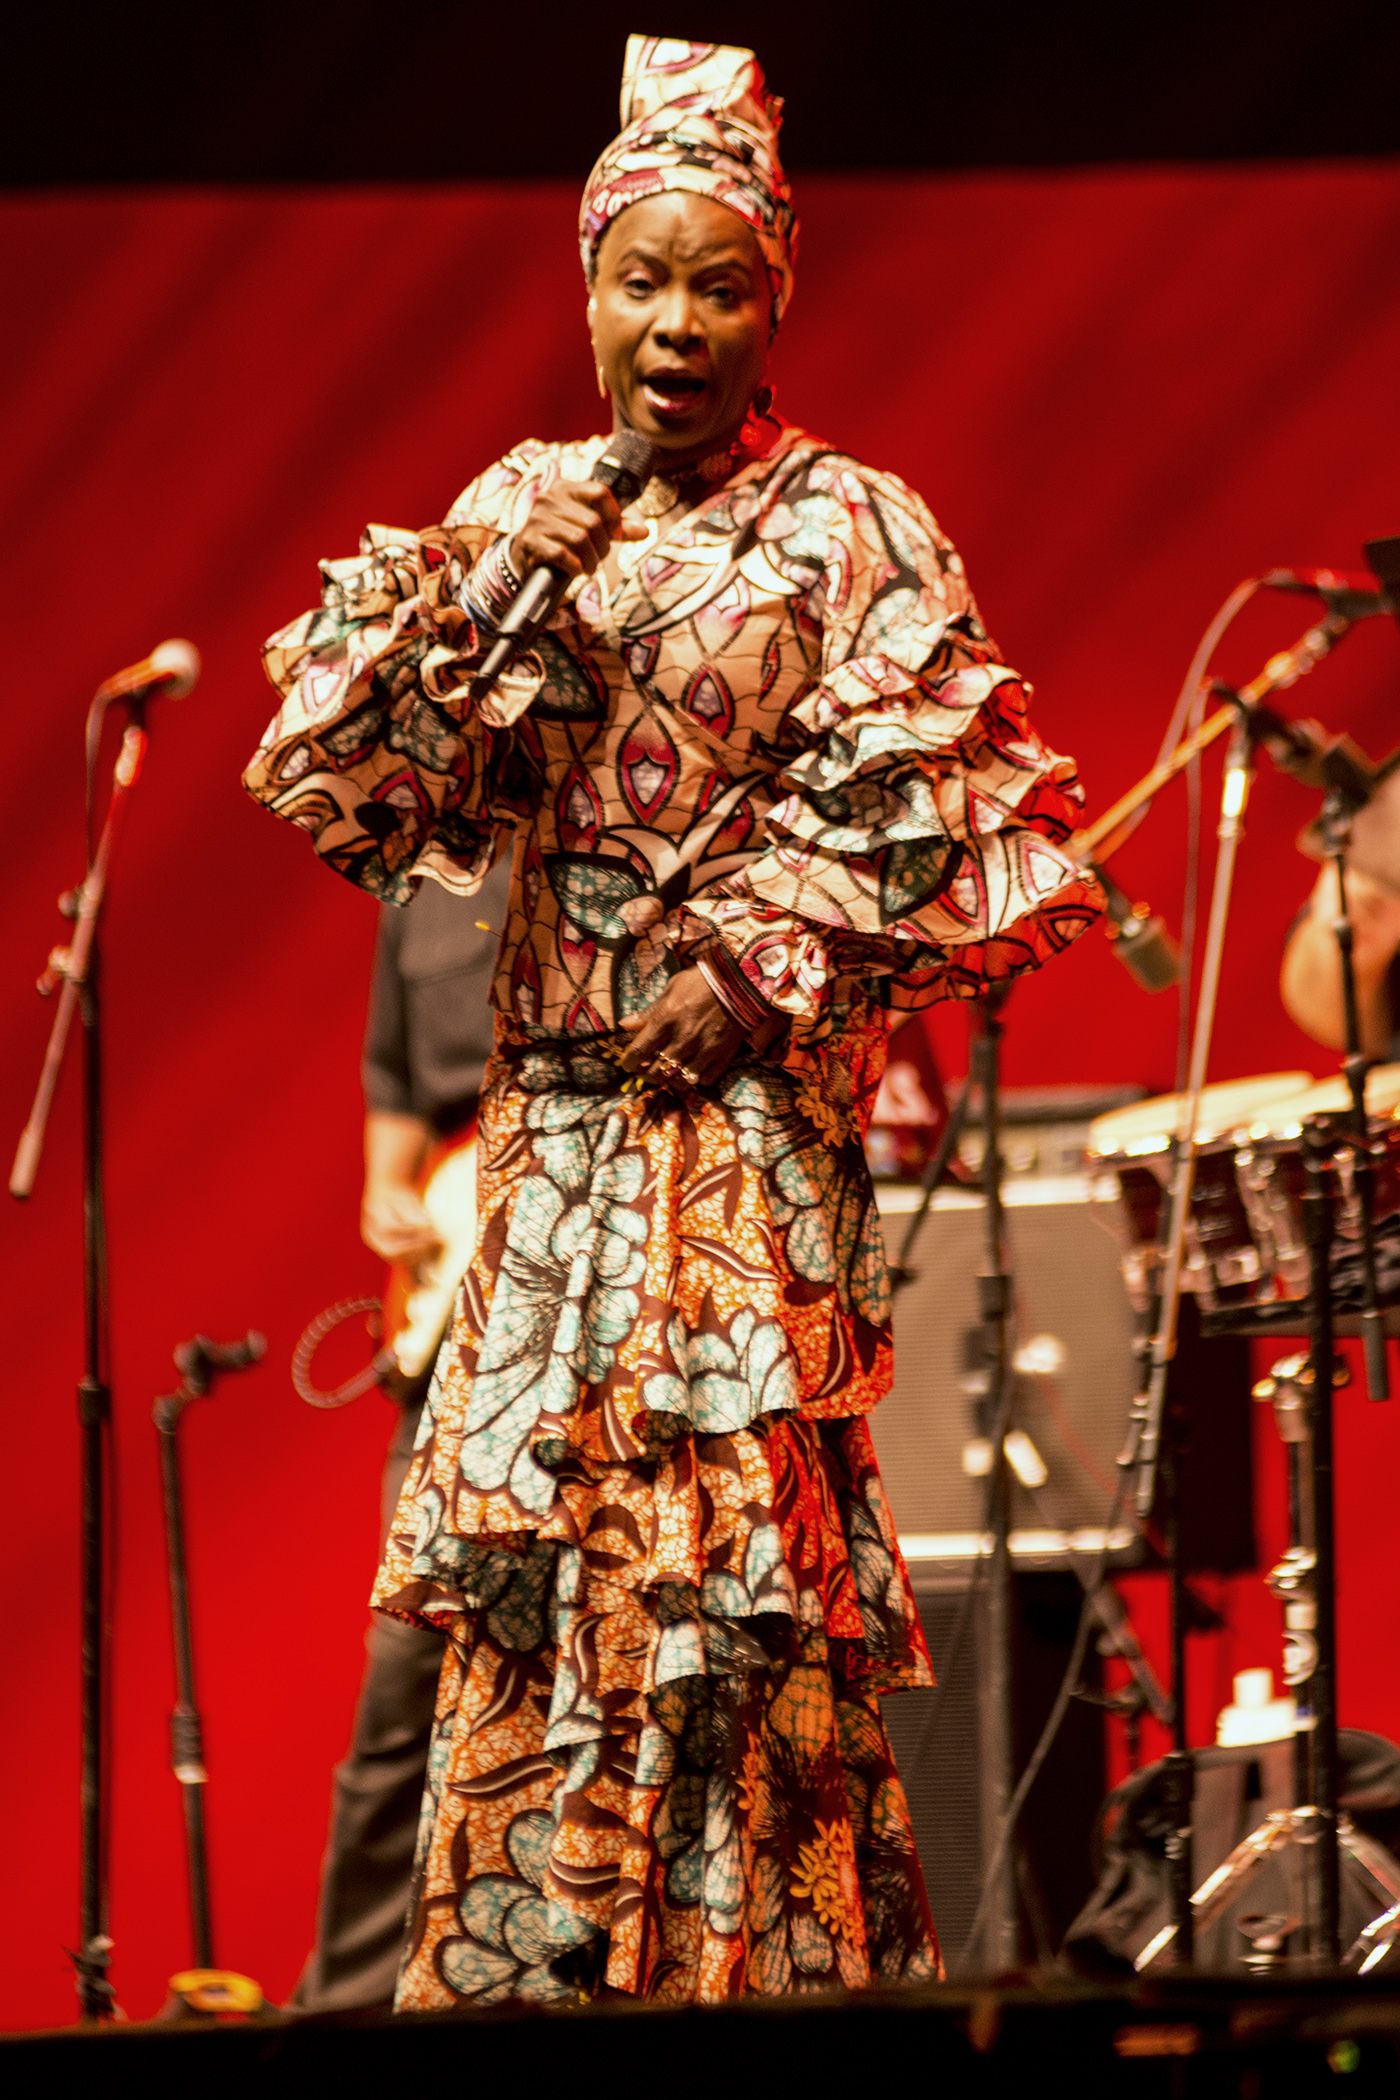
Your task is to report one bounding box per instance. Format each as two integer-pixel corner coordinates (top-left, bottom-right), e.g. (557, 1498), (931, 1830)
(715, 382), (774, 467)
(740, 381), (774, 446)
(697, 381), (777, 484)
(587, 299), (608, 400)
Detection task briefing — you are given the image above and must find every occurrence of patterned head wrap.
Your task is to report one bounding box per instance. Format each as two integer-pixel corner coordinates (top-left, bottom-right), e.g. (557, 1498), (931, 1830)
(579, 36), (799, 324)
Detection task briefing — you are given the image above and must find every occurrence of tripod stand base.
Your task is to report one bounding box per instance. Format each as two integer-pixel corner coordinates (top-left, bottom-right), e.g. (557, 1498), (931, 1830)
(155, 1968), (272, 2022)
(1136, 1810), (1400, 1973)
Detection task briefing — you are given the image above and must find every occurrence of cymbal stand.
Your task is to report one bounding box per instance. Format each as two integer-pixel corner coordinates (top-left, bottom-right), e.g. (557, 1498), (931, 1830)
(10, 701), (153, 2020)
(153, 1332), (266, 1971)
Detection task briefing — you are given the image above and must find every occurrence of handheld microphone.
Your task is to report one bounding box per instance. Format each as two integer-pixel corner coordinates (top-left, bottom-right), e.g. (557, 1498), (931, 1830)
(94, 638), (201, 711)
(469, 432), (656, 704)
(1363, 534), (1400, 634)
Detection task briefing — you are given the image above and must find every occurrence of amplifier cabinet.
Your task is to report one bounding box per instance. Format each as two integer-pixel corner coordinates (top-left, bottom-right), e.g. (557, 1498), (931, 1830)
(882, 1574), (1106, 1973)
(871, 1179), (1138, 1571)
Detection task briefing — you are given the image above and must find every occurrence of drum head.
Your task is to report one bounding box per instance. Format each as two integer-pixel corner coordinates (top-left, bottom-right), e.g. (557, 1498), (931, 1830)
(1246, 1063), (1400, 1136)
(1087, 1072), (1315, 1160)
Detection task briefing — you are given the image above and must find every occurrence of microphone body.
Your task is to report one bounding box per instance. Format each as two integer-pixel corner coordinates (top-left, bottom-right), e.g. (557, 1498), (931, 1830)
(174, 1330), (267, 1396)
(1363, 534), (1400, 636)
(94, 637), (201, 710)
(470, 432), (656, 703)
(1262, 566), (1394, 622)
(1096, 867), (1180, 993)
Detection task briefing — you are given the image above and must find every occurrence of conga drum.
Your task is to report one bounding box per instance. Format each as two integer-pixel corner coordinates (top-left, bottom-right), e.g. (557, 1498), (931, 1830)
(1087, 1074), (1314, 1311)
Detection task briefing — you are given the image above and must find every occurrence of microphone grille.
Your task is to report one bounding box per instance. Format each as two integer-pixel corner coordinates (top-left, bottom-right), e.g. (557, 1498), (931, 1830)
(602, 431), (657, 482)
(1113, 914), (1180, 994)
(150, 638), (201, 698)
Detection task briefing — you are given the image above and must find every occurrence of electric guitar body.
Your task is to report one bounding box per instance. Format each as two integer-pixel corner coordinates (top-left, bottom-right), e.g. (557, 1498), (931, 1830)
(382, 1121), (481, 1385)
(292, 1121), (480, 1409)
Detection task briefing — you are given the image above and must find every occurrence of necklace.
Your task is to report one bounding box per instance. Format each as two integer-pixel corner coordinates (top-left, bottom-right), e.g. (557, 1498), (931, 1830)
(633, 391), (779, 515)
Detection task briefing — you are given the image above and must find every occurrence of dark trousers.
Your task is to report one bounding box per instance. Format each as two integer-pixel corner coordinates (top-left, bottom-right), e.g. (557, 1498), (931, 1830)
(290, 1404), (444, 2011)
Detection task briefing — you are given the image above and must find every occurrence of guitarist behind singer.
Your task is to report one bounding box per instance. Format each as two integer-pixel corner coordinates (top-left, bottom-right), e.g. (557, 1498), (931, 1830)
(290, 855), (510, 2013)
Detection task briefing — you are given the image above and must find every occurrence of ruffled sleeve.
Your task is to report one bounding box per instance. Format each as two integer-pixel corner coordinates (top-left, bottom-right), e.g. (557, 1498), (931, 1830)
(682, 454), (1102, 1038)
(242, 445), (560, 901)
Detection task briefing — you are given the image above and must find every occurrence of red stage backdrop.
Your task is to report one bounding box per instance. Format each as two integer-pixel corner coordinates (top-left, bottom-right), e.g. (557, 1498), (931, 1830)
(2, 164), (1398, 2029)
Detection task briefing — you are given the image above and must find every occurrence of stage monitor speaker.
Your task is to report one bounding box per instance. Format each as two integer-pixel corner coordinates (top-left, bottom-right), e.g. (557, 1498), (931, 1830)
(882, 1574), (1106, 1974)
(880, 1585), (987, 1972)
(871, 1143), (1255, 1970)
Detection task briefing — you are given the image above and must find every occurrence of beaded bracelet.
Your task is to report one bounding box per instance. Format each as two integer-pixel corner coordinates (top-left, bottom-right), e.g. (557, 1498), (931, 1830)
(458, 535), (524, 629)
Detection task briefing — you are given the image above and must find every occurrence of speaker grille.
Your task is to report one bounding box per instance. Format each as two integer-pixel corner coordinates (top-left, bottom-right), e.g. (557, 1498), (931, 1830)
(881, 1587), (986, 1975)
(872, 1186), (1137, 1549)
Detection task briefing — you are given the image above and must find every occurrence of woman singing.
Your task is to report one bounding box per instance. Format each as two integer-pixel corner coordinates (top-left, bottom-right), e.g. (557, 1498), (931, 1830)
(245, 36), (1100, 2009)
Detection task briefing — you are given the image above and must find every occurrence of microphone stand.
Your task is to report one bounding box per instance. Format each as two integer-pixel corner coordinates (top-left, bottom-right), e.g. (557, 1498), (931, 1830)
(973, 989), (1020, 1972)
(153, 1332), (266, 1972)
(1086, 601), (1385, 1971)
(10, 699), (151, 2021)
(1119, 709), (1255, 1530)
(1079, 599), (1376, 1499)
(883, 996), (1021, 1971)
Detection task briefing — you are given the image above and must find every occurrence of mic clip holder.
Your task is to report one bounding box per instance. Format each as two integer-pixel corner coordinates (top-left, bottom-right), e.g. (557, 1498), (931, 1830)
(1212, 677), (1377, 810)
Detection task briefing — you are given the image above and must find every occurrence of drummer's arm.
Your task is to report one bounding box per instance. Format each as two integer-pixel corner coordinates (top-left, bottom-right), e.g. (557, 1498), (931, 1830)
(1280, 865), (1400, 1056)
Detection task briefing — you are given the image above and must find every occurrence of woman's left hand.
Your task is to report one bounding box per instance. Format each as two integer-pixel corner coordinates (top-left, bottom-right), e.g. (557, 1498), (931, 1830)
(617, 968), (748, 1089)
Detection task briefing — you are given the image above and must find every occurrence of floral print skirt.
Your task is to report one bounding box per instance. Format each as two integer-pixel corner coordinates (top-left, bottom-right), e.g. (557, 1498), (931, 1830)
(372, 1021), (940, 2006)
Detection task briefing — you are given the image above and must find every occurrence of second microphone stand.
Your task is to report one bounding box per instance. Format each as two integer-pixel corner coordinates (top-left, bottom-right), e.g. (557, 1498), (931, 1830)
(153, 1331), (266, 1973)
(1117, 700), (1389, 1968)
(11, 704), (154, 2019)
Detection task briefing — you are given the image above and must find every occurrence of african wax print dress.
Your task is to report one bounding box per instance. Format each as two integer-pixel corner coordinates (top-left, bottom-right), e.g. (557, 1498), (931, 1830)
(244, 424), (1101, 2007)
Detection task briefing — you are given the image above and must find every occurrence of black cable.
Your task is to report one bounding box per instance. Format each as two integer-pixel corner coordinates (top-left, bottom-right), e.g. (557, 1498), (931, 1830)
(1176, 735), (1202, 1095)
(889, 1071), (973, 1294)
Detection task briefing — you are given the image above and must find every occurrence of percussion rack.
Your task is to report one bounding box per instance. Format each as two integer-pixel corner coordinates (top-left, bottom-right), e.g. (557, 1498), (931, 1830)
(1077, 582), (1395, 1972)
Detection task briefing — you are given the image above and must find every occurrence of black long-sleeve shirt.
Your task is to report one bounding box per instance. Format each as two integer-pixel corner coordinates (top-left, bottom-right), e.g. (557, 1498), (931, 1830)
(361, 858), (512, 1135)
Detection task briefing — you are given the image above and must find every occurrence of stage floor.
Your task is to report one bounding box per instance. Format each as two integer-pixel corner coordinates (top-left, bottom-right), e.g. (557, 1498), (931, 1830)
(5, 1973), (1400, 2096)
